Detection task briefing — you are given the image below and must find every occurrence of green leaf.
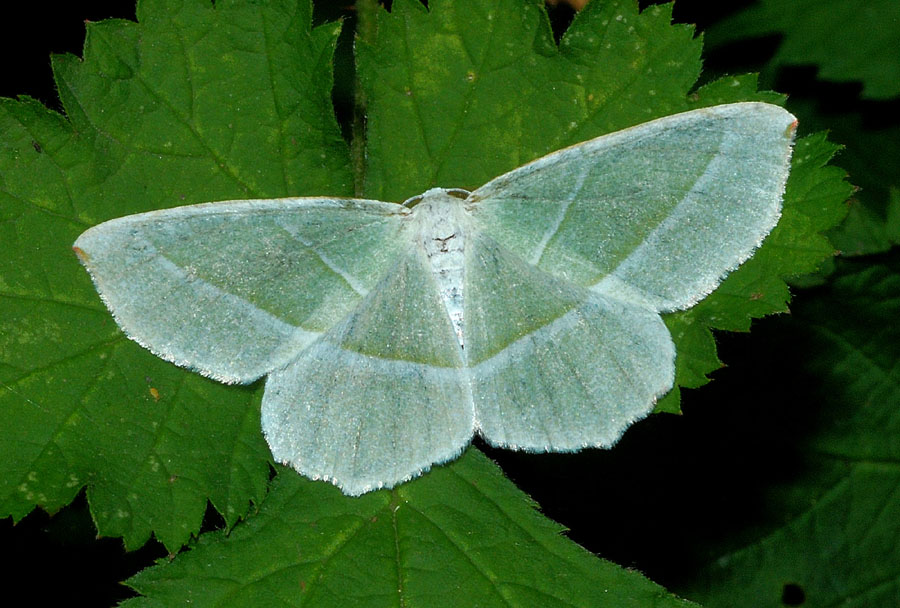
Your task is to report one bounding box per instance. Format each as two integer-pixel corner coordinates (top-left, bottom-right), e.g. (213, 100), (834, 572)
(829, 189), (900, 256)
(706, 0), (900, 100)
(0, 0), (349, 550)
(357, 0), (702, 201)
(124, 451), (697, 608)
(680, 254), (900, 607)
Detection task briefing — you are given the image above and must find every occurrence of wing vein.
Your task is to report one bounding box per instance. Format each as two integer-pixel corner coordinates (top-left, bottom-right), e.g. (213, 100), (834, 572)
(590, 128), (728, 295)
(529, 166), (590, 266)
(154, 254), (303, 333)
(273, 219), (370, 297)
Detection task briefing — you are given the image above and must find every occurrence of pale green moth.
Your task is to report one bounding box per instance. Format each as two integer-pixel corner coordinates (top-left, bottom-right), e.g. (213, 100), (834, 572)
(74, 102), (796, 496)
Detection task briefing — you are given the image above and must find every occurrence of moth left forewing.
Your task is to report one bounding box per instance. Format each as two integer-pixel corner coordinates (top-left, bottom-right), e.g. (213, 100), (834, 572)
(73, 197), (410, 384)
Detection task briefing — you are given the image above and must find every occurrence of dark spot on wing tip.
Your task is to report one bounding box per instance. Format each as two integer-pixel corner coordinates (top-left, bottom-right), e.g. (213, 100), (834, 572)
(447, 189), (469, 199)
(72, 246), (89, 262)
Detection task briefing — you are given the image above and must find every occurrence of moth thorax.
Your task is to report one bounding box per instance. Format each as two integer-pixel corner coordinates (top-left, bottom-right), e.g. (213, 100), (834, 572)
(413, 189), (469, 351)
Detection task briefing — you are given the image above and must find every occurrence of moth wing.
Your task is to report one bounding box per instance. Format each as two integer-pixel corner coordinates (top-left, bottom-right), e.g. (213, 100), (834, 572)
(462, 232), (674, 450)
(73, 198), (408, 383)
(468, 102), (796, 312)
(262, 245), (473, 495)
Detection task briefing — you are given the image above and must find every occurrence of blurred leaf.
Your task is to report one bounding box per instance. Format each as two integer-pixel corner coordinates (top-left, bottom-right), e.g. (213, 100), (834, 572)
(681, 254), (900, 607)
(829, 189), (900, 256)
(706, 0), (900, 100)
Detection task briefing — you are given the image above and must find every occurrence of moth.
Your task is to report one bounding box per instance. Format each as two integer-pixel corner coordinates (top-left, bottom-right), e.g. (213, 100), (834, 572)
(74, 102), (796, 495)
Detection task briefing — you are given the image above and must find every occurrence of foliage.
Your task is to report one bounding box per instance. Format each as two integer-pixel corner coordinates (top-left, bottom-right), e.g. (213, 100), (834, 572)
(680, 255), (900, 607)
(706, 0), (900, 99)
